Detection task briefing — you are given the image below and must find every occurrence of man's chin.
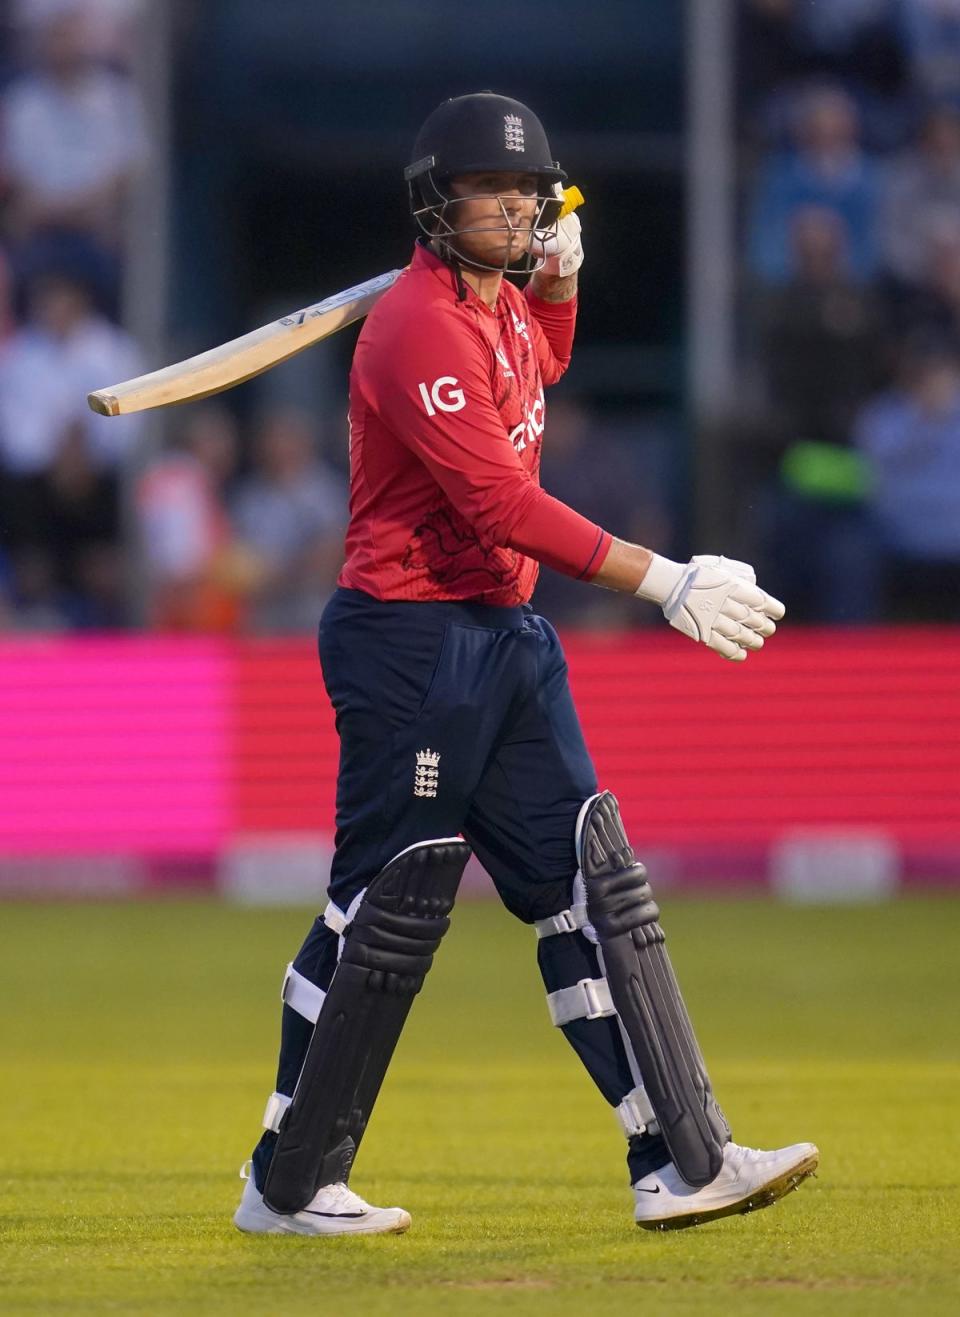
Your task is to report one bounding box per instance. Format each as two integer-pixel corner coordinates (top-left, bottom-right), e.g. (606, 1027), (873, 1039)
(455, 238), (531, 268)
(450, 229), (532, 267)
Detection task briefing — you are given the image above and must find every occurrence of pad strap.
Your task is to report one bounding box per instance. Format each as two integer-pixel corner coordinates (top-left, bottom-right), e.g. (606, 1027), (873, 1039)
(262, 1090), (292, 1133)
(615, 1084), (658, 1137)
(281, 964), (326, 1024)
(322, 900), (348, 935)
(547, 976), (615, 1026)
(534, 904), (589, 938)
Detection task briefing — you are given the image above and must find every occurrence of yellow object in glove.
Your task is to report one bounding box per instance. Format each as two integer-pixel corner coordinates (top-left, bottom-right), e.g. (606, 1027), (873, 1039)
(560, 185), (585, 218)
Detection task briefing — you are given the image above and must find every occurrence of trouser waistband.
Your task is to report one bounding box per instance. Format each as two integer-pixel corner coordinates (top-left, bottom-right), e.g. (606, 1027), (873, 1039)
(331, 587), (529, 630)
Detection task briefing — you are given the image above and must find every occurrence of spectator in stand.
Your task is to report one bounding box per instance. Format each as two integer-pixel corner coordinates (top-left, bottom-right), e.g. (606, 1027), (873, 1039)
(231, 408), (346, 633)
(800, 1), (909, 150)
(746, 84), (882, 283)
(14, 0), (147, 68)
(0, 1), (148, 259)
(853, 332), (960, 619)
(747, 207), (887, 622)
(755, 206), (889, 451)
(738, 1), (807, 125)
(0, 248), (142, 484)
(739, 1), (908, 152)
(794, 0), (895, 54)
(888, 214), (960, 340)
(899, 0), (960, 103)
(3, 544), (70, 631)
(136, 406), (255, 633)
(0, 249), (142, 625)
(879, 102), (960, 287)
(42, 419), (124, 627)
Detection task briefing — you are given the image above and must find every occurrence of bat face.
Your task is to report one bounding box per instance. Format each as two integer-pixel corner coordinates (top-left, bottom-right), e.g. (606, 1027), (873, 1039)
(86, 269), (403, 417)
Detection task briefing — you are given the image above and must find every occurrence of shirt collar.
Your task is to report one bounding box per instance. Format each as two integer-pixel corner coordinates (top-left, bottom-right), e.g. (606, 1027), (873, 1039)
(410, 241), (500, 316)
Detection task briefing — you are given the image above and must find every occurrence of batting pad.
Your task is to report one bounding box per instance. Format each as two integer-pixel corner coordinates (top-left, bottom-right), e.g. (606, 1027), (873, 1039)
(263, 837), (470, 1214)
(579, 792), (730, 1187)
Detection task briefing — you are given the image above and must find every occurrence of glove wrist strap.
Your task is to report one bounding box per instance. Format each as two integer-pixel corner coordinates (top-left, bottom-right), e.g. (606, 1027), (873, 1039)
(634, 553), (686, 606)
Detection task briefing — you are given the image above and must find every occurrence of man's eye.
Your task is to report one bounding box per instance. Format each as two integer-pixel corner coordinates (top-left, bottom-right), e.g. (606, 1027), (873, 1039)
(519, 178), (540, 196)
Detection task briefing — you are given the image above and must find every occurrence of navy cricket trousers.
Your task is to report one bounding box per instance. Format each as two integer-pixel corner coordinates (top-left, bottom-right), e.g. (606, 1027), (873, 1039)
(251, 588), (668, 1188)
(321, 587), (598, 920)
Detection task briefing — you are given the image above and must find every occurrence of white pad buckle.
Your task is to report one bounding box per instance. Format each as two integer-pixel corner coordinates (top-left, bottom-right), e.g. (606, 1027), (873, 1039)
(322, 900), (348, 935)
(616, 1085), (659, 1137)
(547, 976), (616, 1026)
(324, 888), (368, 962)
(262, 1090), (292, 1133)
(281, 963), (326, 1024)
(533, 904), (589, 939)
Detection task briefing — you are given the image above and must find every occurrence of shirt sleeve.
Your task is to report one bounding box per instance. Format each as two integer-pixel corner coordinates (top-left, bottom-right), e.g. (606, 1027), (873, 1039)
(367, 303), (610, 580)
(523, 285), (577, 385)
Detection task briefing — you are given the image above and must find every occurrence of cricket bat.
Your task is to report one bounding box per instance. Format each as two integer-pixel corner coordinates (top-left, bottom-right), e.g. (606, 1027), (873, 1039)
(87, 186), (585, 418)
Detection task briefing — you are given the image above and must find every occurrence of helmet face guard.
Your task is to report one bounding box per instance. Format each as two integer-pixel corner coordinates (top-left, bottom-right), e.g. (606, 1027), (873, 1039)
(405, 154), (563, 274)
(405, 92), (566, 275)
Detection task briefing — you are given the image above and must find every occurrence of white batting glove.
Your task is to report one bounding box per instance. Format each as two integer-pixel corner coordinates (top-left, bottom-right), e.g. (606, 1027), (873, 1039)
(636, 553), (785, 662)
(529, 185), (584, 277)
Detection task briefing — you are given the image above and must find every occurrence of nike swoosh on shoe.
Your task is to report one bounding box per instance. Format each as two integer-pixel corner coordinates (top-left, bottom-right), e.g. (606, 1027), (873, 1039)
(302, 1209), (368, 1218)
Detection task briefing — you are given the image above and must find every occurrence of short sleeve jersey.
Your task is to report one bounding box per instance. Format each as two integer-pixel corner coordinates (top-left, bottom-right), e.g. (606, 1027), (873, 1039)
(339, 243), (611, 604)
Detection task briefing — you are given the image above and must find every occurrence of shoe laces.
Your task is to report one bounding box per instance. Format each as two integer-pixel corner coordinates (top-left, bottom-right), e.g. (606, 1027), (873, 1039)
(726, 1142), (768, 1168)
(323, 1181), (371, 1213)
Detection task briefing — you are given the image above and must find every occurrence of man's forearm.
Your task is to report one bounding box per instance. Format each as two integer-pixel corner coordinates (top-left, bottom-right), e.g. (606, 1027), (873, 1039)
(529, 269), (578, 303)
(590, 537), (655, 593)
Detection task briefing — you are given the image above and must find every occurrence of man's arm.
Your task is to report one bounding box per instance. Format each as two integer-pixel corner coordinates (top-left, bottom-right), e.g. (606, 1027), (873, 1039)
(524, 208), (582, 377)
(529, 269), (578, 304)
(525, 211), (782, 660)
(591, 536), (653, 592)
(528, 202), (581, 303)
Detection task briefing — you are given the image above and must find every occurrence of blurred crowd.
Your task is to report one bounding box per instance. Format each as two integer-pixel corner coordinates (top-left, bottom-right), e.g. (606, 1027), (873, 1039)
(732, 0), (960, 621)
(3, 0), (960, 633)
(0, 0), (145, 629)
(0, 0), (353, 634)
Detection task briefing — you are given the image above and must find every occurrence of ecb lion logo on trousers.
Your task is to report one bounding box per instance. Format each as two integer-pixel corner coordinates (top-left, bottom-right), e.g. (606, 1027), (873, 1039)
(414, 749), (440, 798)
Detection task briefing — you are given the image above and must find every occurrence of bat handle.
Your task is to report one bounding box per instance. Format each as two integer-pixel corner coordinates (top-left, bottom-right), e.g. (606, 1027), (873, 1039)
(559, 185), (585, 219)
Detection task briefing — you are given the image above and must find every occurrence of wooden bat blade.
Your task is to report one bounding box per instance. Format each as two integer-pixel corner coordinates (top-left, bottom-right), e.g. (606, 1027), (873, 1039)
(87, 268), (403, 417)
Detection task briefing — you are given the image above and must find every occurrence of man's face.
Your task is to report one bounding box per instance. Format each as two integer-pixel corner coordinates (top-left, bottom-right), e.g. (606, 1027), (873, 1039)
(444, 172), (544, 267)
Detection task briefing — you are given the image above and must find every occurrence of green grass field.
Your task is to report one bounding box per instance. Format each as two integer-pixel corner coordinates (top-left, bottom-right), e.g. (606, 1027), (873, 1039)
(1, 894), (958, 1315)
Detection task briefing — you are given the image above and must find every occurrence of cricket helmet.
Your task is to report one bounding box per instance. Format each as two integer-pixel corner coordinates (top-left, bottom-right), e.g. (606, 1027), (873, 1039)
(405, 91), (566, 273)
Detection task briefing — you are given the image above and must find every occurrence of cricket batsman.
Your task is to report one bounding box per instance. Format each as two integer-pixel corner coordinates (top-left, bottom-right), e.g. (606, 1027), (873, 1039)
(233, 91), (819, 1236)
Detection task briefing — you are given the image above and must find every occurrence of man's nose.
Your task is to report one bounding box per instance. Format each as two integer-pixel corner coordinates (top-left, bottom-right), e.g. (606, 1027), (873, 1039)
(501, 191), (529, 215)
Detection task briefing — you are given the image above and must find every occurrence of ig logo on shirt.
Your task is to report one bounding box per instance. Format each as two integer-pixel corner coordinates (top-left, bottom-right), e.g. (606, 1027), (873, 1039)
(418, 376), (466, 416)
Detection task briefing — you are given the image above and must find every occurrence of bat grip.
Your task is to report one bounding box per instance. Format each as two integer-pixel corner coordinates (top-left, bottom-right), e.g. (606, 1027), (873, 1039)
(559, 185), (585, 219)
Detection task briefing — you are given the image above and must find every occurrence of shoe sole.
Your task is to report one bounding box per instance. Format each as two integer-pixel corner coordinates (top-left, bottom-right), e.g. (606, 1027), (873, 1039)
(234, 1208), (412, 1237)
(635, 1150), (820, 1232)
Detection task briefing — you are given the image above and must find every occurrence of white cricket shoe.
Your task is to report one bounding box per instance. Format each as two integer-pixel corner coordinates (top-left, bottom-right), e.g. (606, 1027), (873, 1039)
(633, 1140), (819, 1231)
(233, 1166), (411, 1236)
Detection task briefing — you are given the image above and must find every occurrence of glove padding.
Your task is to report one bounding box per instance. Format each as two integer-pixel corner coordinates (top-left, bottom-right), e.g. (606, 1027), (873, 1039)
(528, 184), (583, 277)
(637, 553), (785, 662)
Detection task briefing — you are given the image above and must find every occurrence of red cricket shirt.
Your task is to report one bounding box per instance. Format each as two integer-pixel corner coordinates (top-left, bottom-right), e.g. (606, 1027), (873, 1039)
(339, 243), (612, 604)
